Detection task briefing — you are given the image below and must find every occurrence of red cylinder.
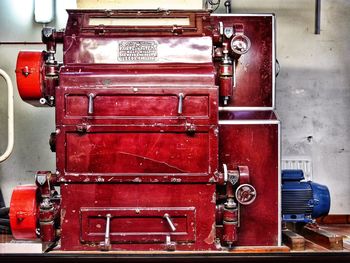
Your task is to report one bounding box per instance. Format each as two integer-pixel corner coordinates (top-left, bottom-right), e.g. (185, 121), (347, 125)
(223, 208), (238, 222)
(223, 221), (238, 243)
(15, 51), (45, 106)
(40, 221), (55, 242)
(9, 185), (39, 240)
(219, 64), (233, 98)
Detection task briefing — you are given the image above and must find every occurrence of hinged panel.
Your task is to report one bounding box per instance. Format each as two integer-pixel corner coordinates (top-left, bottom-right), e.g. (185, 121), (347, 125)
(56, 86), (218, 126)
(56, 125), (218, 183)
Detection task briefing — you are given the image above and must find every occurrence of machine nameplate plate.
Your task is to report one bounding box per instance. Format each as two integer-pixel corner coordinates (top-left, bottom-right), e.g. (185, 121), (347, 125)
(118, 41), (158, 62)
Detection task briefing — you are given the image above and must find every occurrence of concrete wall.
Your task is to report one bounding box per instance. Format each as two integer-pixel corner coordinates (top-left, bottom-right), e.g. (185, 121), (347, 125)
(0, 0), (349, 214)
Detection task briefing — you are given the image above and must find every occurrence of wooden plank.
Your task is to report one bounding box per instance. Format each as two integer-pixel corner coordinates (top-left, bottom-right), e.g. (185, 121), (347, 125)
(317, 215), (350, 224)
(301, 225), (343, 250)
(282, 229), (305, 251)
(304, 239), (330, 252)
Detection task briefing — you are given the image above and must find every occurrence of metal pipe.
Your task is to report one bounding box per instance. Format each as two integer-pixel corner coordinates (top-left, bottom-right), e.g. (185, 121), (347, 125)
(315, 0), (321, 34)
(104, 214), (111, 248)
(0, 69), (14, 163)
(0, 42), (43, 45)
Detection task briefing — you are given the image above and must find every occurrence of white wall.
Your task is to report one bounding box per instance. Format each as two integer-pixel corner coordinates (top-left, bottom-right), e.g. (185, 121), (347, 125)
(0, 0), (349, 214)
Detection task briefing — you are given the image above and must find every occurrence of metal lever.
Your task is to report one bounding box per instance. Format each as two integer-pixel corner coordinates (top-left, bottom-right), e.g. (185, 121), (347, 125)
(100, 214), (111, 251)
(88, 93), (94, 114)
(177, 93), (184, 115)
(163, 213), (176, 232)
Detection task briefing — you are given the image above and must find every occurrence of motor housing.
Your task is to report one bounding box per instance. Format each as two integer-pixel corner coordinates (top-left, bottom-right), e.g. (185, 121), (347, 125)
(282, 169), (330, 223)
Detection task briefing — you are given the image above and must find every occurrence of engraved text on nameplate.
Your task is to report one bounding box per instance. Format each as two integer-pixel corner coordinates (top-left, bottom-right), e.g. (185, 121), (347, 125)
(118, 41), (158, 62)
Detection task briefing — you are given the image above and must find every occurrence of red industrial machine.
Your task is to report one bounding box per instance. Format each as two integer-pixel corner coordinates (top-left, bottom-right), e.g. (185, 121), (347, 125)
(10, 9), (279, 251)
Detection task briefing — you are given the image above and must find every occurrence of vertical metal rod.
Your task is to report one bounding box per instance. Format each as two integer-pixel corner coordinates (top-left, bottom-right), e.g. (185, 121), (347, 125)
(88, 93), (94, 114)
(233, 60), (236, 88)
(315, 0), (321, 34)
(104, 214), (111, 249)
(177, 93), (184, 115)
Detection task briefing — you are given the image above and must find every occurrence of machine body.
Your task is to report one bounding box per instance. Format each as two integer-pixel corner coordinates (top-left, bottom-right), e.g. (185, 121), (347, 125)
(11, 9), (281, 251)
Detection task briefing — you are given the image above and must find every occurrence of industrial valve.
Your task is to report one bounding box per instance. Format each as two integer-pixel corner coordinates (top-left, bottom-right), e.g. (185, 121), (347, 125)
(235, 184), (257, 205)
(219, 43), (234, 105)
(230, 34), (251, 55)
(217, 165), (257, 248)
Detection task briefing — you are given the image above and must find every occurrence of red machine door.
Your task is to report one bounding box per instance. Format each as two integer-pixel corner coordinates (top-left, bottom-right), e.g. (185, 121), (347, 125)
(56, 124), (218, 183)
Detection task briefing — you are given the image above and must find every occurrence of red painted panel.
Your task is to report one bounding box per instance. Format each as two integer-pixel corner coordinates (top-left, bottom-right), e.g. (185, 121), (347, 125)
(56, 125), (218, 183)
(65, 132), (209, 174)
(66, 95), (209, 117)
(219, 112), (279, 246)
(212, 15), (274, 108)
(80, 207), (195, 243)
(60, 184), (216, 251)
(63, 37), (213, 65)
(56, 86), (218, 126)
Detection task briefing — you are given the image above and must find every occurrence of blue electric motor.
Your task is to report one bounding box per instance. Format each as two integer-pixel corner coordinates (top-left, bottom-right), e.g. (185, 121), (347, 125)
(282, 169), (330, 223)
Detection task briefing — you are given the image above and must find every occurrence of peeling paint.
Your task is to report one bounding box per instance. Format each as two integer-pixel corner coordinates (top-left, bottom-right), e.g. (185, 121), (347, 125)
(132, 177), (142, 183)
(204, 223), (216, 244)
(211, 192), (216, 203)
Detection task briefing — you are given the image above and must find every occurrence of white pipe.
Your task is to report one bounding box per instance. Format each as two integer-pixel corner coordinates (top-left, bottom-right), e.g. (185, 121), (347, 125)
(0, 68), (14, 162)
